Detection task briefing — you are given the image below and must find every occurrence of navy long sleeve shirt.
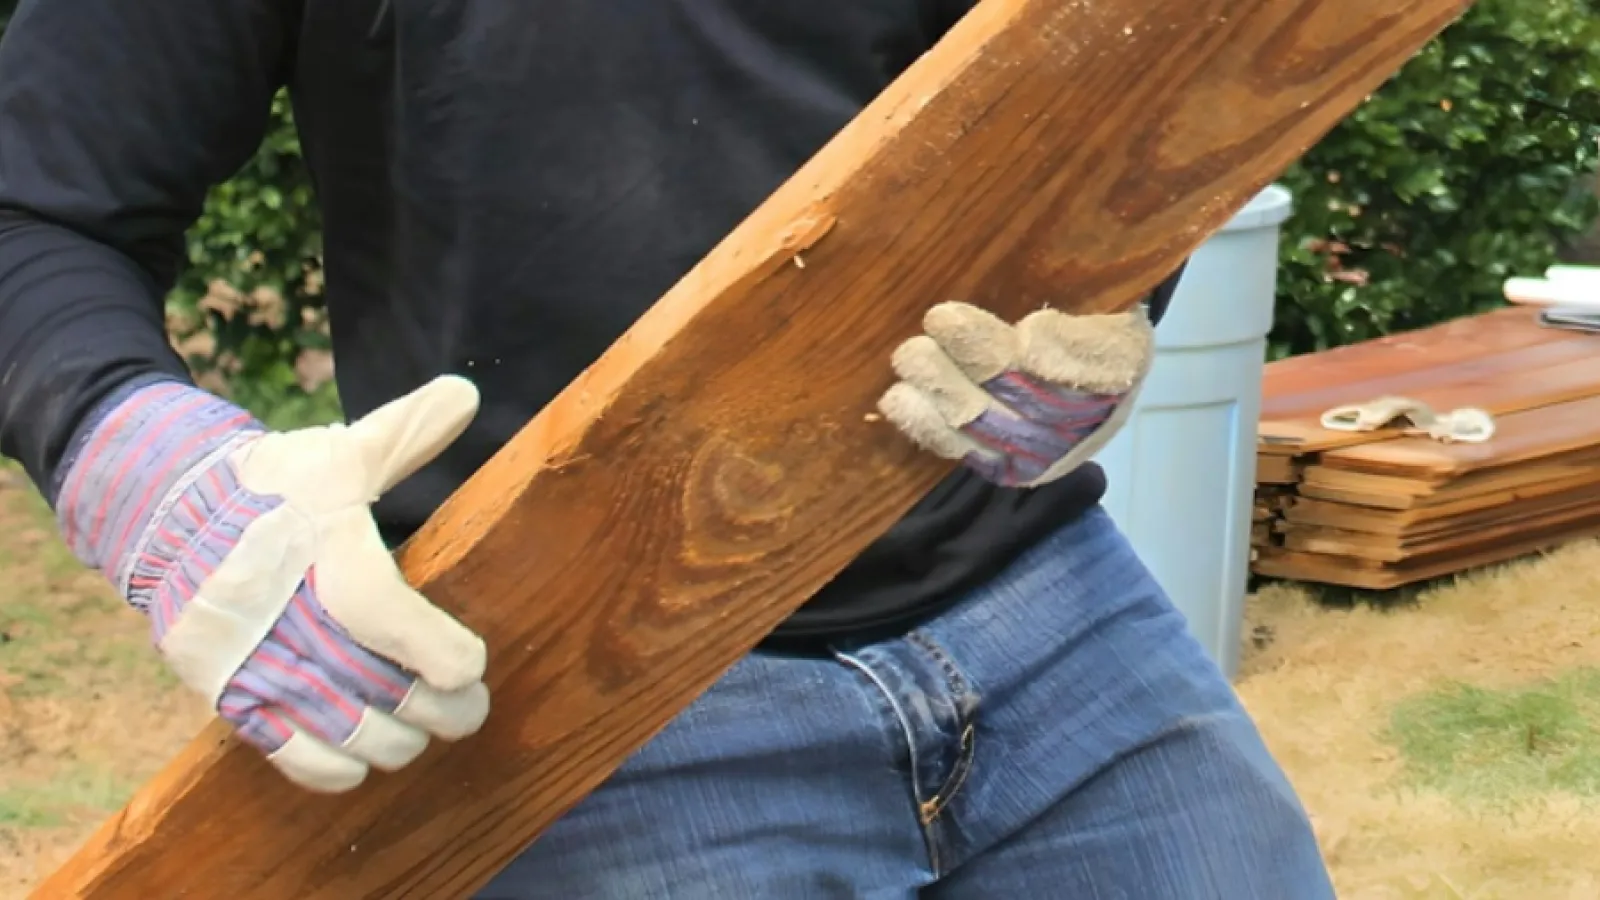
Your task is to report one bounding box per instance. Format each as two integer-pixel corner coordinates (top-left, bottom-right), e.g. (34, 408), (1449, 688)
(0, 0), (1180, 645)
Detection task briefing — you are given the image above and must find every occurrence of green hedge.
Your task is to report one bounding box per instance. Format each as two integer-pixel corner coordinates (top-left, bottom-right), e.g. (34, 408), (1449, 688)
(163, 92), (335, 429)
(1269, 0), (1600, 358)
(4, 1), (1600, 422)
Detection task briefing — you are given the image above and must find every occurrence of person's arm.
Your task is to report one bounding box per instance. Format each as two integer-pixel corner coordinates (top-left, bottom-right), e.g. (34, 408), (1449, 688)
(924, 0), (979, 39)
(1144, 260), (1187, 326)
(0, 1), (492, 793)
(0, 0), (298, 502)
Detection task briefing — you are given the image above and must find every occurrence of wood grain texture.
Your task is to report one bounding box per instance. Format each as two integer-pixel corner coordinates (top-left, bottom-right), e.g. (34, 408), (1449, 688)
(1258, 340), (1600, 450)
(35, 1), (1472, 897)
(1255, 306), (1600, 452)
(1319, 393), (1600, 477)
(1285, 461), (1600, 530)
(1255, 327), (1600, 587)
(1259, 306), (1564, 417)
(1252, 513), (1600, 588)
(1280, 493), (1600, 562)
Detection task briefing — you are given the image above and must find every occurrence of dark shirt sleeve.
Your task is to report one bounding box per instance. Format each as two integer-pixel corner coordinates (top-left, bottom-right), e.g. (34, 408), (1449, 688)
(1145, 260), (1186, 327)
(0, 0), (297, 503)
(925, 0), (979, 37)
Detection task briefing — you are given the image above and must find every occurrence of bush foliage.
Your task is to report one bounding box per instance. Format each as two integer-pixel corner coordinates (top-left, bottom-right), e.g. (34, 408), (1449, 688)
(3, 1), (1599, 414)
(1270, 0), (1600, 358)
(162, 92), (336, 429)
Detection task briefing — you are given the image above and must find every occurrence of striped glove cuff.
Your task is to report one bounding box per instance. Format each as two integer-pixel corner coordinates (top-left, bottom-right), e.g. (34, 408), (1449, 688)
(55, 378), (268, 609)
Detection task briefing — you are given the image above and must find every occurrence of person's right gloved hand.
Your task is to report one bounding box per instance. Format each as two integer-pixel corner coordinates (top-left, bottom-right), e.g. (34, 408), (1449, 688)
(52, 374), (490, 793)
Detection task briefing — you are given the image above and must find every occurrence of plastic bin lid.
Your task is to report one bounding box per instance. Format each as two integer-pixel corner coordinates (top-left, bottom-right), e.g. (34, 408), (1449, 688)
(1220, 183), (1294, 233)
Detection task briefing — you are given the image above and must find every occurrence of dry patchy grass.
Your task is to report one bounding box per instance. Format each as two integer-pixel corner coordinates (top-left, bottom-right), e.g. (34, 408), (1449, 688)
(0, 469), (209, 897)
(1240, 538), (1600, 899)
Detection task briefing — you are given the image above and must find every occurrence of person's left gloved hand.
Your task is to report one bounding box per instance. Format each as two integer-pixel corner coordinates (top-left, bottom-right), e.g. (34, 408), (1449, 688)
(878, 302), (1153, 488)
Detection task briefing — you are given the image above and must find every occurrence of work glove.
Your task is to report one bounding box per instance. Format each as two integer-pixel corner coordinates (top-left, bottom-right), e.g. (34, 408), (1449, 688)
(879, 302), (1153, 488)
(1319, 395), (1495, 444)
(53, 374), (489, 793)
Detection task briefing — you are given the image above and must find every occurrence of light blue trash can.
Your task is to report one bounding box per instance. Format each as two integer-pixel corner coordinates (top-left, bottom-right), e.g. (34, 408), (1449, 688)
(1092, 184), (1293, 680)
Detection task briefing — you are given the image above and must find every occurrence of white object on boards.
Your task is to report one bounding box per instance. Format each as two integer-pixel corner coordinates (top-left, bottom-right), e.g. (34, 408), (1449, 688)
(1547, 263), (1600, 279)
(1545, 264), (1600, 287)
(1503, 274), (1600, 309)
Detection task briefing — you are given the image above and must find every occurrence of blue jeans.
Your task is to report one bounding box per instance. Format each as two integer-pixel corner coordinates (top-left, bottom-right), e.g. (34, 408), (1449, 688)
(478, 506), (1334, 898)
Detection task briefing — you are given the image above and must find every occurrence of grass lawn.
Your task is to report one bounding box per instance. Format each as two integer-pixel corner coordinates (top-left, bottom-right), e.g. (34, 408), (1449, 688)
(4, 451), (1600, 896)
(0, 467), (209, 896)
(1239, 540), (1600, 898)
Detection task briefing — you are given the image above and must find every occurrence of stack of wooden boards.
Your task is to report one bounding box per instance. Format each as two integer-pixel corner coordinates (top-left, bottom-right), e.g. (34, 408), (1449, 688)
(1252, 305), (1600, 590)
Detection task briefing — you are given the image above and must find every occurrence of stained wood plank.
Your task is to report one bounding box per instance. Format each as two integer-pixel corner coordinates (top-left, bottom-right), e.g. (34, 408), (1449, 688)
(1254, 306), (1574, 454)
(1263, 335), (1597, 422)
(1259, 306), (1575, 418)
(1258, 343), (1600, 450)
(1255, 304), (1600, 453)
(1281, 492), (1600, 562)
(1279, 480), (1600, 548)
(1255, 452), (1302, 484)
(1297, 445), (1600, 511)
(1318, 392), (1600, 478)
(1300, 465), (1449, 497)
(1254, 512), (1600, 588)
(1258, 305), (1558, 402)
(1284, 466), (1600, 532)
(34, 1), (1474, 897)
(1294, 483), (1424, 510)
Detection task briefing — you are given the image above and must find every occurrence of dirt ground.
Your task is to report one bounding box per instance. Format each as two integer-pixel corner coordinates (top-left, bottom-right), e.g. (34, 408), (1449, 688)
(1238, 540), (1600, 899)
(5, 463), (1600, 898)
(0, 467), (211, 897)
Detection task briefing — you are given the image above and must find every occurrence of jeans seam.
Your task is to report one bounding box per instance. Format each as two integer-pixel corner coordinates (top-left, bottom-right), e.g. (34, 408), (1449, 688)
(832, 647), (947, 876)
(903, 629), (981, 876)
(918, 722), (975, 826)
(907, 630), (975, 701)
(831, 652), (926, 790)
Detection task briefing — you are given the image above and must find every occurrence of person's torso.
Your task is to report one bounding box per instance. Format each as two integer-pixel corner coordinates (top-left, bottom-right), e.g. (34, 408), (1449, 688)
(287, 0), (1107, 644)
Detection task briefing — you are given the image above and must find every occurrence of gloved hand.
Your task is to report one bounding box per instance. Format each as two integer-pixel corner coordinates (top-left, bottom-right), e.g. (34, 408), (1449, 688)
(53, 374), (489, 793)
(878, 302), (1153, 488)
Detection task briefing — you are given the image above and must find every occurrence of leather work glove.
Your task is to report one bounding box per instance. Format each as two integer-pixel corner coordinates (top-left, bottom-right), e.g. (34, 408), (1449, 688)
(53, 374), (489, 793)
(878, 302), (1153, 488)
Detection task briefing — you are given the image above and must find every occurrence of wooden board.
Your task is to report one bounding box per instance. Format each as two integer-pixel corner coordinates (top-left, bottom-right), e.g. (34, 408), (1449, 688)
(1318, 392), (1600, 478)
(1258, 305), (1562, 401)
(1256, 440), (1310, 458)
(1255, 452), (1302, 484)
(1297, 444), (1600, 508)
(1254, 304), (1600, 452)
(1279, 481), (1600, 559)
(1265, 337), (1600, 424)
(1253, 514), (1600, 589)
(1251, 521), (1277, 547)
(1259, 306), (1580, 418)
(1299, 465), (1447, 499)
(1277, 501), (1600, 565)
(35, 1), (1475, 897)
(1258, 337), (1600, 451)
(1283, 466), (1600, 533)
